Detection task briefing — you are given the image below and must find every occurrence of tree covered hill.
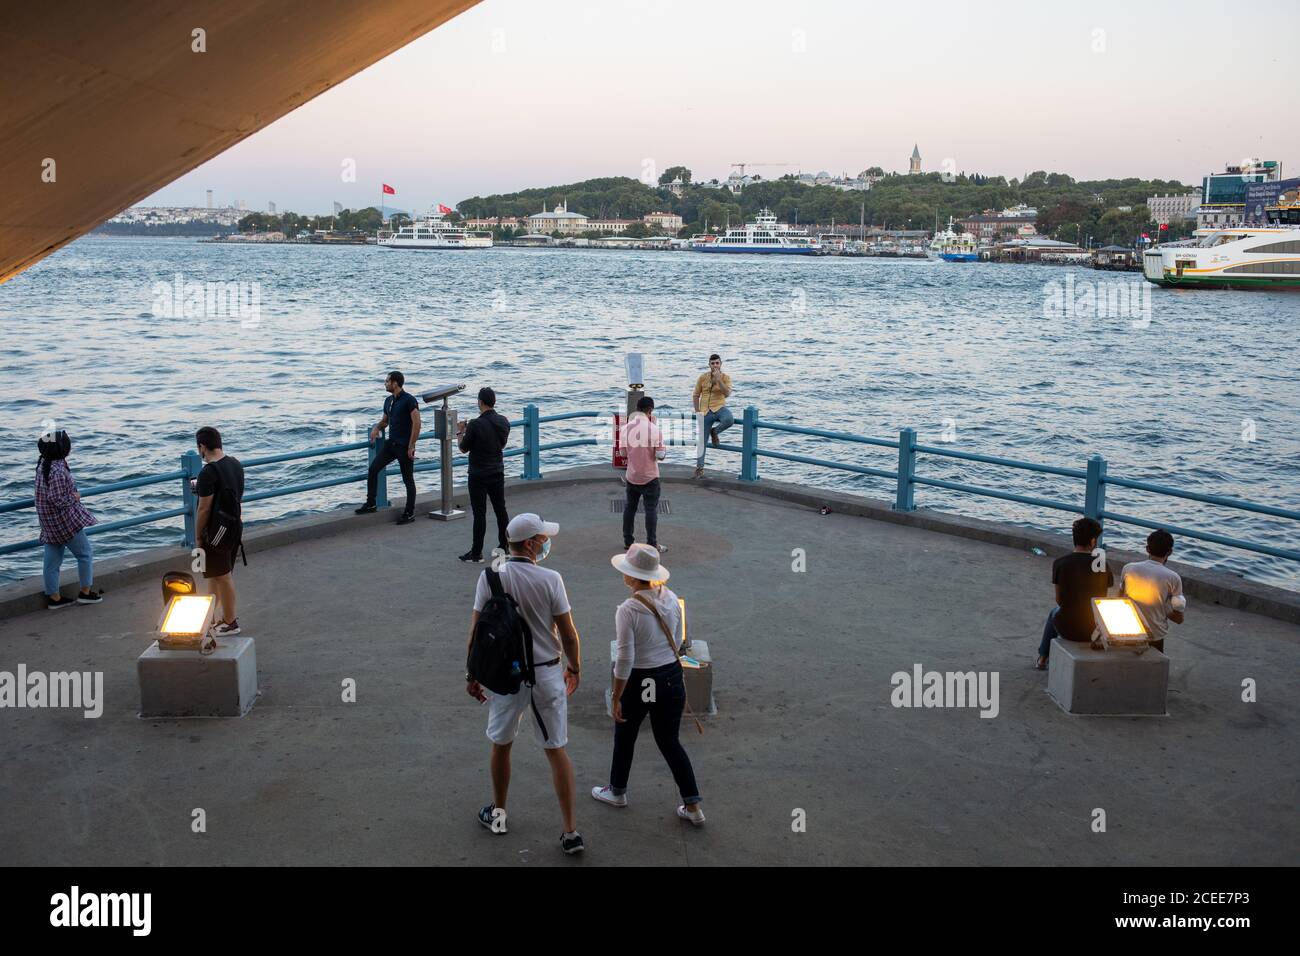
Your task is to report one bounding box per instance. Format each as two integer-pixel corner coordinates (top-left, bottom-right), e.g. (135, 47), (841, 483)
(456, 170), (1194, 244)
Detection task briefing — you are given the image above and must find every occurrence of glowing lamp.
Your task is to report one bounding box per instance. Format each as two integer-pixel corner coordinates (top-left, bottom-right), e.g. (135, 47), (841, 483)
(1092, 597), (1148, 649)
(158, 594), (216, 650)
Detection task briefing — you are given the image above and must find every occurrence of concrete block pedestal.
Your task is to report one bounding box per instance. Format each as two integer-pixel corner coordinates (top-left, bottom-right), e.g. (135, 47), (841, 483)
(137, 636), (258, 718)
(1047, 637), (1168, 716)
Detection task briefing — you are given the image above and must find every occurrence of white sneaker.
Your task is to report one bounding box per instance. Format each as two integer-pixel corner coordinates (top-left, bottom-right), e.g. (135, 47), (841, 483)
(591, 786), (627, 807)
(676, 804), (705, 826)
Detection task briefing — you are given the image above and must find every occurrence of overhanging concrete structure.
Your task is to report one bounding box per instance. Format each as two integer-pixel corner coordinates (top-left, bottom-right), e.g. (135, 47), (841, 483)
(0, 0), (480, 284)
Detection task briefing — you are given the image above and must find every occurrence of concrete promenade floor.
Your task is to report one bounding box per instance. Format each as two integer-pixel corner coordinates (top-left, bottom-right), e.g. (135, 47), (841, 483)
(2, 471), (1297, 866)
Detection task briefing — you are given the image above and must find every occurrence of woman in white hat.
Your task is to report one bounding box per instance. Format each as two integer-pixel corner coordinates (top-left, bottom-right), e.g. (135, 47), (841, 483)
(591, 544), (704, 825)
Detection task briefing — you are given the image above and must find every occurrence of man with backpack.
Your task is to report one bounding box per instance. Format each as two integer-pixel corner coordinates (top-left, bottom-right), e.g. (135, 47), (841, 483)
(465, 513), (585, 855)
(194, 426), (245, 636)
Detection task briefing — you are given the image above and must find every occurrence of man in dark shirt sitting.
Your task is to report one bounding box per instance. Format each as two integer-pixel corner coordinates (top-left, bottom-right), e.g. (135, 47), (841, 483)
(356, 370), (421, 524)
(455, 387), (510, 563)
(1036, 516), (1113, 669)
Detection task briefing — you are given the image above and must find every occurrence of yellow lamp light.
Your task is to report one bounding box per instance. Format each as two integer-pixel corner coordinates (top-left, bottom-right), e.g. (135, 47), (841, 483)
(158, 593), (216, 648)
(1092, 597), (1148, 647)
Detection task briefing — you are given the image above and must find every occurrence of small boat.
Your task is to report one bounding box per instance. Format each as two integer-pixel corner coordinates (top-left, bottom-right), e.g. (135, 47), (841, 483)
(930, 217), (979, 262)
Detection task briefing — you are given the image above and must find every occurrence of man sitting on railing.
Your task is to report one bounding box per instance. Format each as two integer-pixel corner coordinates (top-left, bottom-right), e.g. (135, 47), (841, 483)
(1119, 529), (1186, 653)
(1036, 517), (1112, 670)
(692, 353), (733, 479)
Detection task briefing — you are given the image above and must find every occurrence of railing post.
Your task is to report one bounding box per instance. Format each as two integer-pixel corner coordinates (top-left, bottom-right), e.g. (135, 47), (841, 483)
(1085, 454), (1107, 522)
(368, 431), (389, 509)
(522, 404), (542, 480)
(739, 405), (759, 481)
(894, 428), (916, 511)
(181, 450), (203, 547)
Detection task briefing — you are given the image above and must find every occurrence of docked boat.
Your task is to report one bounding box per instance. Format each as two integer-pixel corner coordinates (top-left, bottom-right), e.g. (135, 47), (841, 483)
(1142, 226), (1300, 290)
(379, 211), (492, 250)
(691, 209), (819, 254)
(930, 218), (979, 262)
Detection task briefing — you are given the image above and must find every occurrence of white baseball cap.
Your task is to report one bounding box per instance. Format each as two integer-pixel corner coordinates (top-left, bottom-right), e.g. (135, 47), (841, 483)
(610, 543), (670, 582)
(507, 513), (559, 542)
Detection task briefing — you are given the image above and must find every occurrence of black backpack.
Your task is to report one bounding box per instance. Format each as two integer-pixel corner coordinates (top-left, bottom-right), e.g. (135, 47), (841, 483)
(205, 459), (246, 566)
(468, 568), (536, 696)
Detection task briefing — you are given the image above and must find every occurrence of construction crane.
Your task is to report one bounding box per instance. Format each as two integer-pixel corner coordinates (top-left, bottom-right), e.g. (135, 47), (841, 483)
(731, 162), (799, 177)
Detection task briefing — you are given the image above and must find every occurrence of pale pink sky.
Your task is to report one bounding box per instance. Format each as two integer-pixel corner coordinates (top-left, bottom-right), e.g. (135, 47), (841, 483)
(148, 0), (1299, 214)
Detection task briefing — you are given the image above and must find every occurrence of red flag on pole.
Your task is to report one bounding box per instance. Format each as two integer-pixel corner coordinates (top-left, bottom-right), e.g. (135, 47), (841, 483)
(382, 184), (396, 195)
(438, 203), (452, 214)
(1158, 223), (1169, 231)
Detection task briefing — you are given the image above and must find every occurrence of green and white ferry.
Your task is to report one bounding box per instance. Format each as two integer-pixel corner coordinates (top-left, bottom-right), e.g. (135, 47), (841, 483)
(1143, 199), (1300, 290)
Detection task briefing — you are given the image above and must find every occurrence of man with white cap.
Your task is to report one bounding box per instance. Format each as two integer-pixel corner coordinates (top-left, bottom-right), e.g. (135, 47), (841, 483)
(466, 512), (585, 854)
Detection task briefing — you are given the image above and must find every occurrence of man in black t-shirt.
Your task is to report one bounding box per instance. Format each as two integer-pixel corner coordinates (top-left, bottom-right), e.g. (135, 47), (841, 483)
(1036, 516), (1113, 669)
(455, 387), (510, 562)
(356, 370), (421, 524)
(194, 426), (246, 636)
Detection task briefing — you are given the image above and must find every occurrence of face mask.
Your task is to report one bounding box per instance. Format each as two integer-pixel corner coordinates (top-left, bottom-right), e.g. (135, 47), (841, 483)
(537, 538), (551, 562)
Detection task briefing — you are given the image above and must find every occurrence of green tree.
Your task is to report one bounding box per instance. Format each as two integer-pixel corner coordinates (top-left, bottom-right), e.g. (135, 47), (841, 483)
(659, 165), (692, 185)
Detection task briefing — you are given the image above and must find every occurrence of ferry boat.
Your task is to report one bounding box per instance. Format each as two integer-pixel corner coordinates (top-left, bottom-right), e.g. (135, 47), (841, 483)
(691, 209), (819, 254)
(379, 211), (492, 250)
(1142, 226), (1300, 290)
(929, 218), (979, 262)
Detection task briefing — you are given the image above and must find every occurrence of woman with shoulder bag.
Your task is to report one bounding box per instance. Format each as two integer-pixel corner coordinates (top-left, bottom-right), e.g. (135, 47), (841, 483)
(590, 544), (705, 825)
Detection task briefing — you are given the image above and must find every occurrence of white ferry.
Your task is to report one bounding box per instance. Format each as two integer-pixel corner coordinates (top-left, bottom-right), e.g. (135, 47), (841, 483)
(379, 211), (492, 250)
(929, 218), (979, 262)
(691, 208), (819, 254)
(1142, 226), (1300, 290)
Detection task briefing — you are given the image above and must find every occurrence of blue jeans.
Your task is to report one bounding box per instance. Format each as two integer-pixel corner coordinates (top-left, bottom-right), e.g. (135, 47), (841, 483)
(696, 405), (735, 467)
(1037, 606), (1060, 658)
(610, 661), (701, 804)
(43, 530), (93, 595)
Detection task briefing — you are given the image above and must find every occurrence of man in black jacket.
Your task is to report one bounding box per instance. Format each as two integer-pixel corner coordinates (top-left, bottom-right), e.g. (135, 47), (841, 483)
(455, 387), (511, 563)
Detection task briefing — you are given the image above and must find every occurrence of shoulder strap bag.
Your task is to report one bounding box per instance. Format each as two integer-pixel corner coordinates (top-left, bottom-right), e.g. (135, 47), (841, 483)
(632, 591), (703, 735)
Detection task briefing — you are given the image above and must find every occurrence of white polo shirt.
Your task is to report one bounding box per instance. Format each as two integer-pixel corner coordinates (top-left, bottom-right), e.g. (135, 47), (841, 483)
(1120, 558), (1183, 639)
(474, 558), (571, 663)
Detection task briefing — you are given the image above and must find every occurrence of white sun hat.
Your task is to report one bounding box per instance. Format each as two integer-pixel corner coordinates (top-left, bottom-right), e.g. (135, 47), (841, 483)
(610, 543), (670, 582)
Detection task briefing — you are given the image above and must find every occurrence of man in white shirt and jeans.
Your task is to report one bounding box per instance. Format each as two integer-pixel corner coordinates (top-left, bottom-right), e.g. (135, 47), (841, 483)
(467, 513), (585, 854)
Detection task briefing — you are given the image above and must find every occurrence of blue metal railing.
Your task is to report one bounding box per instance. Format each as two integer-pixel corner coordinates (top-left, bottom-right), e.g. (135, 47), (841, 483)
(2, 404), (1297, 565)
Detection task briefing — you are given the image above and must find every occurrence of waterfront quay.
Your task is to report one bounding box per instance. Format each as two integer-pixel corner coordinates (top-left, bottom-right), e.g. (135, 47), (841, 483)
(1, 466), (1296, 866)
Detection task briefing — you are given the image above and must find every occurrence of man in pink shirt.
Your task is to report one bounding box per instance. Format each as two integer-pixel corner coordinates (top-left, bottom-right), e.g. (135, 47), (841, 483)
(621, 396), (667, 552)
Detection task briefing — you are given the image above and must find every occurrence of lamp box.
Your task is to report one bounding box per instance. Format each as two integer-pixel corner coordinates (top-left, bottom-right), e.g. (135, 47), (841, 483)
(156, 593), (215, 651)
(1091, 597), (1150, 650)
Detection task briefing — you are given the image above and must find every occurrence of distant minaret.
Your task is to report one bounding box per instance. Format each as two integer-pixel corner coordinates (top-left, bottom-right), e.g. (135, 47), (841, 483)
(269, 201), (276, 214)
(909, 144), (922, 175)
(206, 189), (213, 209)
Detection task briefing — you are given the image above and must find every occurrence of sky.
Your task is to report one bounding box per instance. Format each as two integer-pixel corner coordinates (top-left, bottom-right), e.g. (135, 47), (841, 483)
(146, 0), (1300, 215)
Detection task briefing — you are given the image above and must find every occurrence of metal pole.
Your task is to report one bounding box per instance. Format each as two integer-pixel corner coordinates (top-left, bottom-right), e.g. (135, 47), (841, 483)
(739, 406), (759, 482)
(894, 428), (916, 511)
(1085, 454), (1107, 522)
(522, 404), (541, 480)
(367, 431), (389, 510)
(181, 450), (202, 547)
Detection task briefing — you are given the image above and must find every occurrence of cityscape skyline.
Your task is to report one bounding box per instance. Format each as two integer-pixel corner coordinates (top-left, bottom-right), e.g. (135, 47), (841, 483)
(141, 0), (1299, 216)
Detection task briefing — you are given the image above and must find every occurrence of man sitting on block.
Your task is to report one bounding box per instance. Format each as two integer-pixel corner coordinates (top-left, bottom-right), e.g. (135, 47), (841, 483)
(1119, 529), (1186, 653)
(1036, 516), (1112, 670)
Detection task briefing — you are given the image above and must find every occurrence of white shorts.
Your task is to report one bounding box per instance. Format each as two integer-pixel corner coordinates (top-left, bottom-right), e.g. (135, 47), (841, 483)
(485, 664), (568, 750)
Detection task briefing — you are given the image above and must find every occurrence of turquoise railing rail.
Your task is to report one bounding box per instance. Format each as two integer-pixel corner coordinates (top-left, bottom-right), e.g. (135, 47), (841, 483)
(2, 404), (1297, 564)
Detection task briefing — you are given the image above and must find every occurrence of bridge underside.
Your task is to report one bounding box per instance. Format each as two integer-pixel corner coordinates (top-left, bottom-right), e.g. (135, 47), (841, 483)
(0, 0), (479, 284)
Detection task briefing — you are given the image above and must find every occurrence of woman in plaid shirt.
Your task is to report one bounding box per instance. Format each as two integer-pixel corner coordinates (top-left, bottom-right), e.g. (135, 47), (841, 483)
(35, 430), (102, 609)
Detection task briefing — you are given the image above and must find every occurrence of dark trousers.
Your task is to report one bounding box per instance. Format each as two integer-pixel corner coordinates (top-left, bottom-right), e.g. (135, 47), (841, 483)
(1037, 606), (1060, 658)
(468, 472), (508, 557)
(366, 440), (417, 515)
(610, 661), (700, 804)
(623, 477), (660, 547)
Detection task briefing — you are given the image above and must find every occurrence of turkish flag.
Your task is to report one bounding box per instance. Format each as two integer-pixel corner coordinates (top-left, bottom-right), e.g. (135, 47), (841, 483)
(382, 184), (395, 195)
(438, 203), (452, 214)
(1159, 223), (1169, 230)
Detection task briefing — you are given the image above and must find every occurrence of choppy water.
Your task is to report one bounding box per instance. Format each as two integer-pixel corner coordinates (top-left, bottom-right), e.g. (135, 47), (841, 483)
(1, 236), (1297, 590)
